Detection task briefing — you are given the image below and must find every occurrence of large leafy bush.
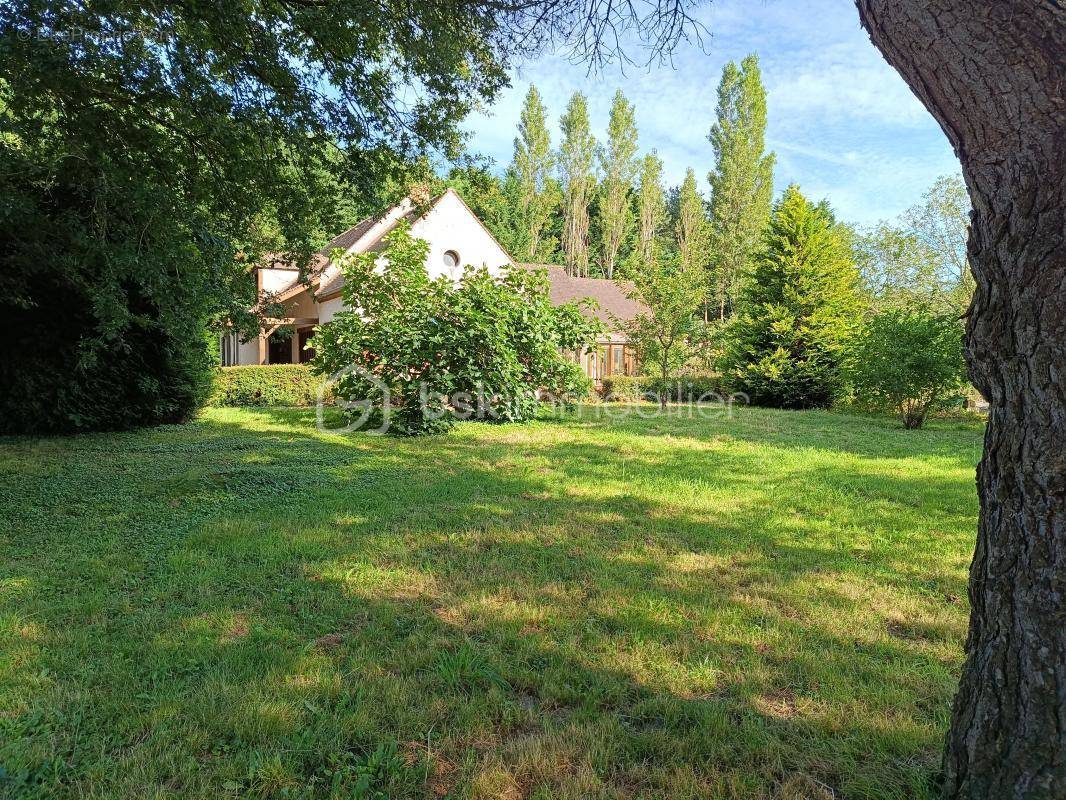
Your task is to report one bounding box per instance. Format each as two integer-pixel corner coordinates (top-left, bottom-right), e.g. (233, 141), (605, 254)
(848, 306), (967, 428)
(312, 224), (599, 435)
(720, 186), (863, 409)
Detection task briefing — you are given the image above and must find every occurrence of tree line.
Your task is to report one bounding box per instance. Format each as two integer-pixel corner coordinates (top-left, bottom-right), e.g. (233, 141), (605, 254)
(446, 54), (774, 326)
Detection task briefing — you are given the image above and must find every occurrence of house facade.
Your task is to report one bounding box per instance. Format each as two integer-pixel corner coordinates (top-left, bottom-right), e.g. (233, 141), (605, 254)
(222, 189), (641, 382)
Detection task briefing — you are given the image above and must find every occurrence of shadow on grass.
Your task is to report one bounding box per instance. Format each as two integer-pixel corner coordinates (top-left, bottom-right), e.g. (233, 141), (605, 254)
(0, 405), (978, 799)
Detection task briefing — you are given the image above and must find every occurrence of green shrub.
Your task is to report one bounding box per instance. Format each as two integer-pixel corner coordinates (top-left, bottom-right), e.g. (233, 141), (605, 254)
(600, 375), (644, 401)
(313, 223), (599, 435)
(646, 374), (731, 402)
(209, 365), (331, 407)
(847, 306), (967, 429)
(600, 374), (731, 402)
(0, 284), (213, 435)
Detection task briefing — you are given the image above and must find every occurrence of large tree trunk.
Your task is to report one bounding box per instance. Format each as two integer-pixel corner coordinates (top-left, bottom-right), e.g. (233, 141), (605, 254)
(854, 2), (1066, 797)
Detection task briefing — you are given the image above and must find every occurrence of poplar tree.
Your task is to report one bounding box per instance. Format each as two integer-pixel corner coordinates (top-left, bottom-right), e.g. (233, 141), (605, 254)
(558, 92), (598, 277)
(637, 151), (667, 270)
(676, 168), (710, 315)
(707, 54), (775, 320)
(512, 85), (557, 261)
(598, 90), (639, 279)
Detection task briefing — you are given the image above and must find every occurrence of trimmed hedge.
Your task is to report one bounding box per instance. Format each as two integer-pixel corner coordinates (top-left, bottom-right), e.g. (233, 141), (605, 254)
(600, 374), (732, 402)
(651, 375), (733, 402)
(209, 365), (332, 407)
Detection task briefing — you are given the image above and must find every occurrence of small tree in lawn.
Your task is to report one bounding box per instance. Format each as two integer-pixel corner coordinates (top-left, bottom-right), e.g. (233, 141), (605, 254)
(849, 306), (967, 429)
(621, 256), (705, 409)
(312, 223), (599, 435)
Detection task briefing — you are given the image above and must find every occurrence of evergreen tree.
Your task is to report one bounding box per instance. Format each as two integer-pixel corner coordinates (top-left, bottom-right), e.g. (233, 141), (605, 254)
(512, 85), (558, 261)
(721, 185), (863, 409)
(675, 168), (711, 316)
(598, 90), (639, 279)
(707, 54), (775, 320)
(558, 92), (598, 277)
(636, 152), (667, 270)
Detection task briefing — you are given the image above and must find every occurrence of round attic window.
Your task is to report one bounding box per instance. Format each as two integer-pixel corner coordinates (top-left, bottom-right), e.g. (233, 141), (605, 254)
(442, 250), (460, 269)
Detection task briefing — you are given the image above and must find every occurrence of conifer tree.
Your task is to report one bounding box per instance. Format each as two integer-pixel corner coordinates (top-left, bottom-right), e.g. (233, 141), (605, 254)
(558, 93), (598, 277)
(512, 85), (558, 261)
(707, 54), (775, 320)
(721, 185), (862, 409)
(598, 90), (639, 279)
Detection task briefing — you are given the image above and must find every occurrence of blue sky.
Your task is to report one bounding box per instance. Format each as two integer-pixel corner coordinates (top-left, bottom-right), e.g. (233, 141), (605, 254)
(462, 0), (961, 226)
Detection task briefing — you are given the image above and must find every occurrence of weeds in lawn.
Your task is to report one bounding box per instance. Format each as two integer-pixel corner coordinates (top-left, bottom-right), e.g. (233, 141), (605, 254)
(434, 645), (509, 693)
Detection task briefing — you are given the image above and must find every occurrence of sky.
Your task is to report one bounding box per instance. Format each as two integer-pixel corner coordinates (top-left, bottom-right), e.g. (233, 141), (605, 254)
(461, 0), (962, 227)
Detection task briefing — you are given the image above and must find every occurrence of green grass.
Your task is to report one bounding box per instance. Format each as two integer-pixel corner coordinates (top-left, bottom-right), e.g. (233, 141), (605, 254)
(0, 405), (983, 799)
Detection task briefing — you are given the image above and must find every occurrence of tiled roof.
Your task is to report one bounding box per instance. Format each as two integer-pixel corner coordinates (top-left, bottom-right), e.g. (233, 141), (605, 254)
(318, 214), (377, 257)
(517, 264), (647, 331)
(315, 270), (345, 300)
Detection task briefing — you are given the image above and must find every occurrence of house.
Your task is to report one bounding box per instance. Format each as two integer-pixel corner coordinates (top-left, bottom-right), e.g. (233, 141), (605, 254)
(516, 264), (642, 383)
(221, 188), (642, 382)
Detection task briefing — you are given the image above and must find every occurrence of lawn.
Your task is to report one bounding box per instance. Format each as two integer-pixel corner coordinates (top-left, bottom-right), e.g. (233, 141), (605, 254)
(0, 405), (983, 799)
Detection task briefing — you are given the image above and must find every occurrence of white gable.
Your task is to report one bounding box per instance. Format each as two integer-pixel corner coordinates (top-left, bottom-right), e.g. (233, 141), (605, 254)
(314, 189), (513, 324)
(409, 189), (512, 280)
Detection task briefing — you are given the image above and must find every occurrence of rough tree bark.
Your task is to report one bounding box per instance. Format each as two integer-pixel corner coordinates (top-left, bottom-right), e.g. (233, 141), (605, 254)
(854, 2), (1065, 797)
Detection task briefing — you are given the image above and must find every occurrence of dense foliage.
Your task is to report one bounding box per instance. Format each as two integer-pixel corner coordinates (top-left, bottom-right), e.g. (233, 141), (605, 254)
(599, 90), (640, 279)
(512, 86), (561, 261)
(721, 186), (863, 409)
(707, 54), (775, 320)
(623, 256), (707, 407)
(313, 225), (600, 435)
(210, 365), (331, 408)
(601, 373), (729, 402)
(858, 174), (972, 313)
(559, 93), (598, 276)
(849, 307), (967, 428)
(0, 0), (532, 432)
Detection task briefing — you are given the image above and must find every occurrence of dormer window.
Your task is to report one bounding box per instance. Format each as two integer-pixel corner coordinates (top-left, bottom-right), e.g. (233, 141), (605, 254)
(443, 250), (460, 270)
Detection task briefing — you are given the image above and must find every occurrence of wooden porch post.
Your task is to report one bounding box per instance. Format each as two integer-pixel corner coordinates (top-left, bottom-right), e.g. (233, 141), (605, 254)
(255, 268), (267, 365)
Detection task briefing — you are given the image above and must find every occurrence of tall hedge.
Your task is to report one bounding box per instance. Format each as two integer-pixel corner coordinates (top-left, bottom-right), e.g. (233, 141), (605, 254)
(0, 274), (213, 435)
